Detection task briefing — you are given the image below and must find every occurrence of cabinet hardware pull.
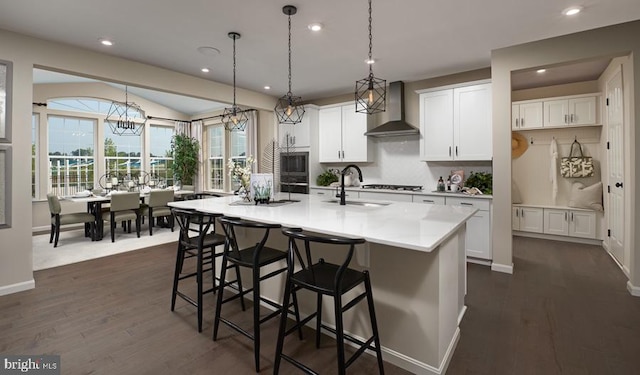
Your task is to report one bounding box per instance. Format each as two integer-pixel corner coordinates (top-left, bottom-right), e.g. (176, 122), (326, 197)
(423, 200), (435, 204)
(449, 146), (452, 157)
(570, 114), (575, 123)
(460, 202), (473, 206)
(565, 212), (568, 221)
(564, 114), (568, 124)
(455, 146), (458, 156)
(571, 212), (574, 221)
(515, 118), (519, 127)
(521, 209), (524, 217)
(516, 209), (519, 217)
(521, 118), (525, 127)
(615, 182), (623, 188)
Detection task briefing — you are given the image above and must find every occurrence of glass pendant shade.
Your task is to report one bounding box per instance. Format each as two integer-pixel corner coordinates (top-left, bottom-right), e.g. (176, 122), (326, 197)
(354, 0), (386, 115)
(275, 5), (305, 124)
(105, 85), (146, 136)
(222, 31), (249, 131)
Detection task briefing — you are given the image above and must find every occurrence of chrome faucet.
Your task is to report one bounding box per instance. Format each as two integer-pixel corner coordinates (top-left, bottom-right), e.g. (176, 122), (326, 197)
(339, 164), (363, 205)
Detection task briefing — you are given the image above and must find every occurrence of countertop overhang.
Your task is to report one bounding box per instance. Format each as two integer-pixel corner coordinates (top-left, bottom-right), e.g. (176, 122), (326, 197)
(169, 193), (477, 252)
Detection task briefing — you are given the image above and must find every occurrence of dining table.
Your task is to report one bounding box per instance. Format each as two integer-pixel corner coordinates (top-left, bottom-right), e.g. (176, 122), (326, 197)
(64, 189), (194, 240)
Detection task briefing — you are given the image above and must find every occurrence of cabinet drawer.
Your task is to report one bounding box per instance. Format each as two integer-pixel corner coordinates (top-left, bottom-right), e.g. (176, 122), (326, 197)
(446, 197), (490, 211)
(412, 195), (445, 205)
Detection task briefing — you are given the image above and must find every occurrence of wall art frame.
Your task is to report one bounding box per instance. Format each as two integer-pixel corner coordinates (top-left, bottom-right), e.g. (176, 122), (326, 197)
(0, 145), (11, 228)
(0, 59), (12, 143)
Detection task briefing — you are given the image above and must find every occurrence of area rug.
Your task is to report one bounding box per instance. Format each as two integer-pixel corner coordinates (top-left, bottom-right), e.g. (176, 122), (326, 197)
(32, 227), (178, 270)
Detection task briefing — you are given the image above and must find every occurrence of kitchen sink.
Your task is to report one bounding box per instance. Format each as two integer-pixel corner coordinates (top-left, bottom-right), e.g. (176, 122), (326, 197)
(324, 199), (390, 208)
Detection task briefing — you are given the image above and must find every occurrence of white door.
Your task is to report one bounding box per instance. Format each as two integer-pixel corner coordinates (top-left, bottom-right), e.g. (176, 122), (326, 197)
(606, 67), (625, 264)
(420, 89), (454, 160)
(454, 83), (492, 160)
(318, 106), (343, 162)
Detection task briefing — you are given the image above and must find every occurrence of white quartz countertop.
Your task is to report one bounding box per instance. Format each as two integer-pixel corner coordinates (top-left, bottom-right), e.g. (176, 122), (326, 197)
(169, 193), (477, 252)
(310, 185), (493, 200)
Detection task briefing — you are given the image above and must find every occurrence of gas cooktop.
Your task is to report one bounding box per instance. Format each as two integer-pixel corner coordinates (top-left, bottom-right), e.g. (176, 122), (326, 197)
(361, 184), (423, 192)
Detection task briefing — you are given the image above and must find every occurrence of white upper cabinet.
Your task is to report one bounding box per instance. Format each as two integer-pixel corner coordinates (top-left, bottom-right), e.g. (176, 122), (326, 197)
(279, 105), (318, 149)
(512, 101), (543, 130)
(420, 82), (492, 161)
(513, 94), (599, 130)
(318, 103), (370, 163)
(543, 96), (597, 127)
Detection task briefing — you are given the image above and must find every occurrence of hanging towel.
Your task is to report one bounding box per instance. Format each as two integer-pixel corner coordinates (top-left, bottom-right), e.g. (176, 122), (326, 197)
(549, 138), (558, 204)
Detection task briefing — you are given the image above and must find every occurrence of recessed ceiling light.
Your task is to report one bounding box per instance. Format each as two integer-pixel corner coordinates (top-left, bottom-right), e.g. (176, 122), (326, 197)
(308, 23), (323, 32)
(201, 68), (210, 73)
(99, 38), (113, 46)
(563, 6), (583, 16)
(365, 58), (375, 65)
(197, 46), (221, 56)
(264, 86), (271, 90)
(536, 69), (547, 74)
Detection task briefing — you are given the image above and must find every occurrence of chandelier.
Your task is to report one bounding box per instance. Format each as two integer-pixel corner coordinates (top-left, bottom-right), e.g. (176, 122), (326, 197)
(222, 32), (249, 131)
(355, 0), (386, 114)
(274, 5), (305, 124)
(105, 85), (146, 136)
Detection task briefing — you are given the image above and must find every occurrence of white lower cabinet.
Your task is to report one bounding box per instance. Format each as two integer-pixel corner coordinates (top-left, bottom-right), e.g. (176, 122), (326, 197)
(514, 205), (597, 240)
(543, 208), (597, 239)
(446, 197), (492, 261)
(512, 206), (544, 233)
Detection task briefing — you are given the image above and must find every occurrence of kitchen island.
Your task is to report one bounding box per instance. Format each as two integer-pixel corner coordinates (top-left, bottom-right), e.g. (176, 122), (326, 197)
(169, 193), (476, 375)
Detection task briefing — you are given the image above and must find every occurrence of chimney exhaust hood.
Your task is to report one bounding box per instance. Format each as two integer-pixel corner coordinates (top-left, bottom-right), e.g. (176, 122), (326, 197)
(364, 81), (419, 137)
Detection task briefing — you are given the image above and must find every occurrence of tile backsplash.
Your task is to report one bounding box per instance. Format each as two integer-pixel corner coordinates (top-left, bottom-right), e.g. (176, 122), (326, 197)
(320, 136), (492, 191)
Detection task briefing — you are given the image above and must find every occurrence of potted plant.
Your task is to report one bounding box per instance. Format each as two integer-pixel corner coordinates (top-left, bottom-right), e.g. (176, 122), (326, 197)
(171, 134), (200, 187)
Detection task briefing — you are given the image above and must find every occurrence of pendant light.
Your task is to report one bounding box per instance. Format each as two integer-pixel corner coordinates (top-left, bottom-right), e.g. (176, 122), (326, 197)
(274, 5), (305, 124)
(355, 0), (386, 114)
(222, 32), (249, 131)
(106, 85), (146, 136)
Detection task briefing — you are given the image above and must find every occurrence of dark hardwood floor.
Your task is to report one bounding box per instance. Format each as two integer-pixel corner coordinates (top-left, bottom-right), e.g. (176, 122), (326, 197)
(1, 236), (639, 374)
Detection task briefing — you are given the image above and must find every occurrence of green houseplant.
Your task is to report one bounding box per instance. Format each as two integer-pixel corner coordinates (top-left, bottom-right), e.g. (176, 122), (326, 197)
(171, 134), (200, 186)
(464, 171), (493, 194)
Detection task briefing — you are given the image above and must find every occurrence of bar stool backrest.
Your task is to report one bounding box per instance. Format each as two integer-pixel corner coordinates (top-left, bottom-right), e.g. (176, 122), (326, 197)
(218, 217), (281, 260)
(281, 228), (366, 295)
(172, 208), (218, 248)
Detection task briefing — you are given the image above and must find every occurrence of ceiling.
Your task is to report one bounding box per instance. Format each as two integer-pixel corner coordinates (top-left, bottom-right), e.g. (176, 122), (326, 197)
(4, 0), (640, 108)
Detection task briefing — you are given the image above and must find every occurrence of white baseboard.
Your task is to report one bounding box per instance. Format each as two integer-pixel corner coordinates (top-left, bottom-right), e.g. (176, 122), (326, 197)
(491, 262), (513, 274)
(0, 279), (35, 296)
(458, 305), (468, 325)
(627, 281), (640, 297)
(466, 257), (491, 266)
(513, 231), (602, 245)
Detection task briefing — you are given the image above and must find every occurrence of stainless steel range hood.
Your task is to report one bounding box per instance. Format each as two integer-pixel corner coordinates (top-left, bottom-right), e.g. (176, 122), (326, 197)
(364, 81), (419, 137)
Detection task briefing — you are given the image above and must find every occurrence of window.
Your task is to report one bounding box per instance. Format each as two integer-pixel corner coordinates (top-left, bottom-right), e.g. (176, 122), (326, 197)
(207, 125), (224, 190)
(48, 115), (95, 196)
(229, 127), (247, 190)
(32, 113), (39, 199)
(149, 125), (174, 187)
(47, 97), (113, 115)
(104, 122), (142, 183)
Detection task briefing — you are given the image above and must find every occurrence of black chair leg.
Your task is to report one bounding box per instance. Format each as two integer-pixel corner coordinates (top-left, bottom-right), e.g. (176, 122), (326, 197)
(197, 245), (204, 333)
(213, 252), (229, 341)
(253, 267), (261, 372)
(316, 292), (323, 348)
(273, 273), (293, 375)
(136, 216), (141, 238)
(365, 273), (385, 374)
(53, 226), (60, 248)
(49, 224), (55, 244)
(334, 294), (346, 375)
(171, 243), (185, 311)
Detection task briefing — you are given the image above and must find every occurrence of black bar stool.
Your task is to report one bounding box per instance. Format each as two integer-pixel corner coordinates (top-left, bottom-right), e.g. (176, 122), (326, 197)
(171, 208), (228, 332)
(213, 217), (302, 372)
(274, 228), (385, 375)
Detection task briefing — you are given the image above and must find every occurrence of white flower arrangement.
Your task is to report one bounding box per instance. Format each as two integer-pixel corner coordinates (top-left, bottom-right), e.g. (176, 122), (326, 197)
(228, 155), (255, 190)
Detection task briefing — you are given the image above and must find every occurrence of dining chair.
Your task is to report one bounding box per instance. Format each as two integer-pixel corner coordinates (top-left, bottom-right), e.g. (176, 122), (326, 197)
(102, 192), (141, 242)
(47, 193), (96, 247)
(141, 189), (175, 235)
